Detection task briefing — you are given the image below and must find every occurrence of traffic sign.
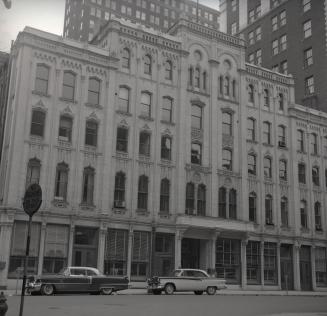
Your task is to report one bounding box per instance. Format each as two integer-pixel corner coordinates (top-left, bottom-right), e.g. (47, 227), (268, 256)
(23, 183), (42, 217)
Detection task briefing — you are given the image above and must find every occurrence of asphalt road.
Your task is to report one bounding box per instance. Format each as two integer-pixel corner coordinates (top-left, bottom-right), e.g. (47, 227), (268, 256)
(5, 294), (327, 316)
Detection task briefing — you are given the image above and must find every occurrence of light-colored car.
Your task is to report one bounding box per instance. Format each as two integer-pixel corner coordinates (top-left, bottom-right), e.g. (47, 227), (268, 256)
(147, 268), (227, 295)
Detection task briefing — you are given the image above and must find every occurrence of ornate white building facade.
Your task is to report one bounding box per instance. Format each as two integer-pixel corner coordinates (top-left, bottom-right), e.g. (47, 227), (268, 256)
(0, 18), (326, 291)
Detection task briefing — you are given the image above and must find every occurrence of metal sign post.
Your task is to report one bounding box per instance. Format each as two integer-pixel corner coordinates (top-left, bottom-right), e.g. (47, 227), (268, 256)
(18, 183), (42, 316)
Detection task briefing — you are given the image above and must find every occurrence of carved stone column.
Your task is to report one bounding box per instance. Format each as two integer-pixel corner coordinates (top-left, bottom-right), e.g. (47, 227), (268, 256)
(241, 239), (248, 289)
(174, 229), (184, 269)
(67, 224), (75, 266)
(37, 222), (47, 275)
(126, 226), (134, 279)
(293, 242), (301, 290)
(97, 224), (107, 273)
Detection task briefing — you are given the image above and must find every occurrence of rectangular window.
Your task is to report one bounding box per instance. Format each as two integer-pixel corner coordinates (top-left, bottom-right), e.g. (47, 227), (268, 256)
(280, 10), (286, 26)
(247, 118), (255, 141)
(248, 9), (255, 23)
(305, 76), (314, 95)
(160, 179), (170, 212)
(248, 53), (254, 64)
(255, 26), (261, 41)
(30, 110), (45, 137)
(218, 187), (226, 218)
(298, 164), (306, 184)
(263, 122), (271, 144)
(231, 22), (237, 35)
(303, 20), (312, 38)
(118, 87), (129, 113)
(55, 164), (68, 200)
(104, 229), (128, 276)
(248, 154), (256, 175)
(116, 127), (128, 152)
(297, 130), (305, 152)
(43, 225), (69, 274)
(191, 105), (202, 129)
(265, 196), (273, 225)
(216, 239), (241, 284)
(271, 15), (278, 31)
(281, 198), (288, 227)
(82, 168), (94, 205)
(280, 34), (287, 51)
(272, 39), (279, 55)
(310, 133), (318, 155)
(132, 231), (150, 278)
(304, 48), (313, 67)
(256, 49), (262, 66)
(248, 31), (254, 45)
(162, 97), (172, 122)
(85, 121), (98, 147)
(303, 0), (311, 12)
(280, 60), (288, 74)
(247, 241), (261, 284)
(161, 136), (171, 160)
(264, 243), (277, 285)
(315, 247), (327, 287)
(62, 72), (75, 101)
(231, 0), (237, 11)
(8, 221), (41, 278)
(140, 92), (151, 117)
(35, 64), (49, 94)
(191, 143), (202, 165)
(114, 172), (125, 206)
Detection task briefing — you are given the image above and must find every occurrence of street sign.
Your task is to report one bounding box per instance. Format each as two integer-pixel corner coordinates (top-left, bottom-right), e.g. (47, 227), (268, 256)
(22, 183), (42, 217)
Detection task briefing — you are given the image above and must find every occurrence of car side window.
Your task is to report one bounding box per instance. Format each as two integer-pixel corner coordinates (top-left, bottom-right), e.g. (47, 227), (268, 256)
(185, 271), (195, 277)
(86, 269), (97, 276)
(193, 271), (206, 278)
(71, 268), (86, 276)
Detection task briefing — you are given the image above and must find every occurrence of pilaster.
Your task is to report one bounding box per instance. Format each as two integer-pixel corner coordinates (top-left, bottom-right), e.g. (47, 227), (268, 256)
(127, 226), (133, 279)
(241, 239), (248, 289)
(311, 245), (316, 291)
(97, 223), (107, 273)
(293, 242), (301, 290)
(37, 222), (47, 275)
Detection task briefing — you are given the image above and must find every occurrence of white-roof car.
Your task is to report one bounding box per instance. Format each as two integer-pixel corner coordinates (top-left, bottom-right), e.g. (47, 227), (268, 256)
(147, 268), (227, 295)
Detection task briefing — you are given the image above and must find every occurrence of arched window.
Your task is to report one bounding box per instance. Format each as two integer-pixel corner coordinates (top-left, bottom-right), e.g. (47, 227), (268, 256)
(58, 115), (73, 142)
(223, 76), (230, 96)
(248, 153), (256, 175)
(194, 67), (200, 88)
(265, 195), (273, 225)
(161, 135), (172, 160)
(248, 84), (254, 103)
(197, 184), (206, 216)
(279, 159), (287, 181)
(122, 48), (130, 69)
(249, 192), (257, 222)
(62, 71), (76, 101)
(202, 71), (207, 90)
(185, 182), (195, 214)
(264, 156), (272, 178)
(300, 200), (307, 229)
(140, 91), (151, 117)
(165, 60), (172, 80)
(85, 120), (98, 147)
(35, 64), (49, 94)
(114, 172), (126, 207)
(312, 166), (320, 186)
(138, 175), (148, 210)
(26, 158), (41, 188)
(218, 187), (226, 218)
(222, 148), (232, 171)
(229, 189), (237, 219)
(88, 77), (101, 105)
(82, 167), (95, 205)
(314, 202), (322, 231)
(55, 162), (69, 200)
(144, 54), (152, 74)
(160, 178), (170, 213)
(281, 197), (288, 227)
(30, 109), (46, 137)
(118, 86), (130, 113)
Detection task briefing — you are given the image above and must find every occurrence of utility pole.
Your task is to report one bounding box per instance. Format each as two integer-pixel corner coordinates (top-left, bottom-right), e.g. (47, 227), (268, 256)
(2, 0), (11, 9)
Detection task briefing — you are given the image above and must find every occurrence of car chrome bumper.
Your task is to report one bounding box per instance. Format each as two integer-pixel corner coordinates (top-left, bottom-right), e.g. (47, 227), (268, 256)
(27, 282), (42, 293)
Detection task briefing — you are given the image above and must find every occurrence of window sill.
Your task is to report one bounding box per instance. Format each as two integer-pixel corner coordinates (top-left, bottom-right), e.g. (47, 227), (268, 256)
(116, 150), (129, 157)
(265, 223), (275, 228)
(217, 96), (238, 104)
(136, 209), (149, 216)
(59, 97), (77, 104)
(112, 207), (127, 215)
(116, 110), (132, 116)
(32, 90), (50, 98)
(279, 179), (288, 184)
(29, 135), (44, 143)
(85, 102), (103, 109)
(278, 145), (288, 150)
(84, 145), (97, 152)
(52, 198), (68, 208)
(186, 87), (210, 97)
(262, 143), (273, 147)
(300, 228), (310, 233)
(158, 212), (171, 219)
(246, 139), (258, 144)
(160, 120), (175, 126)
(138, 115), (154, 121)
(297, 150), (306, 154)
(79, 203), (95, 210)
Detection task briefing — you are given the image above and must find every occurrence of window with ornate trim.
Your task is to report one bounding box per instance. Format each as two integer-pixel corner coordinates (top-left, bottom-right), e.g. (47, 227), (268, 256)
(279, 159), (287, 181)
(186, 182), (195, 214)
(82, 167), (95, 205)
(162, 97), (173, 123)
(281, 197), (288, 227)
(197, 184), (206, 216)
(218, 187), (226, 218)
(118, 86), (130, 113)
(161, 135), (172, 160)
(122, 48), (130, 69)
(160, 178), (170, 213)
(264, 157), (272, 178)
(247, 118), (255, 141)
(278, 125), (286, 147)
(315, 202), (322, 231)
(139, 131), (151, 156)
(35, 64), (49, 94)
(263, 89), (269, 108)
(58, 115), (72, 142)
(114, 172), (126, 207)
(30, 109), (46, 137)
(312, 166), (320, 186)
(249, 192), (257, 222)
(222, 148), (232, 171)
(248, 84), (254, 103)
(165, 60), (172, 80)
(62, 71), (76, 101)
(300, 200), (308, 229)
(144, 54), (152, 74)
(88, 77), (101, 105)
(298, 163), (306, 184)
(297, 130), (305, 152)
(310, 133), (318, 155)
(116, 127), (128, 152)
(26, 158), (41, 188)
(191, 104), (202, 129)
(222, 112), (232, 136)
(278, 93), (284, 110)
(265, 195), (273, 225)
(54, 163), (69, 200)
(263, 121), (271, 144)
(85, 120), (98, 147)
(248, 153), (256, 176)
(229, 188), (237, 219)
(137, 175), (148, 210)
(191, 142), (202, 165)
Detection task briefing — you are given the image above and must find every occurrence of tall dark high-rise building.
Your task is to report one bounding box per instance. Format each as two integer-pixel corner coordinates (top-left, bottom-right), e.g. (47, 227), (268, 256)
(220, 0), (327, 111)
(63, 0), (220, 42)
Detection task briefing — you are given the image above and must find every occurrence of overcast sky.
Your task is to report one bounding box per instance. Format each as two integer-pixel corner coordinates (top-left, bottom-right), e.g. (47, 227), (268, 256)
(0, 0), (219, 52)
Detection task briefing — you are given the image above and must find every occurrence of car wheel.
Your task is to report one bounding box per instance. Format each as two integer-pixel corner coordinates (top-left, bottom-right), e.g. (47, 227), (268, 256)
(164, 283), (175, 295)
(194, 291), (204, 295)
(206, 286), (216, 295)
(101, 288), (113, 295)
(152, 290), (162, 295)
(41, 284), (54, 296)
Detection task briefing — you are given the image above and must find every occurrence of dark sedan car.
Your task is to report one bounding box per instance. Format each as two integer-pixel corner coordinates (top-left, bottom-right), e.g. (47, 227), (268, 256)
(27, 266), (129, 295)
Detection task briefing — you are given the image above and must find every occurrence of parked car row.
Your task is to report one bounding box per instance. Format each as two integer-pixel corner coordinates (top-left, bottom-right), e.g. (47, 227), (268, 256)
(26, 267), (226, 296)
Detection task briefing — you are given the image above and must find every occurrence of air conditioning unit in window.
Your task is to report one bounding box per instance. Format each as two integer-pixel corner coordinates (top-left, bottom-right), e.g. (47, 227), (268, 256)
(278, 141), (286, 148)
(114, 200), (126, 208)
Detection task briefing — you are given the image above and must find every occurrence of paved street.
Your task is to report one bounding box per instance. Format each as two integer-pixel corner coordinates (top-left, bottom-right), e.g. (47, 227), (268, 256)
(5, 294), (327, 316)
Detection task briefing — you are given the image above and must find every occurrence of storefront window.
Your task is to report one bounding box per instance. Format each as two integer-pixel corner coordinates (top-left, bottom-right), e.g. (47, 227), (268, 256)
(316, 247), (327, 287)
(132, 231), (150, 280)
(264, 242), (277, 285)
(247, 241), (261, 284)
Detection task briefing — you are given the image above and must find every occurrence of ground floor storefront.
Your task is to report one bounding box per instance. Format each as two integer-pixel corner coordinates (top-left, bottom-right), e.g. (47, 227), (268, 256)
(1, 217), (327, 291)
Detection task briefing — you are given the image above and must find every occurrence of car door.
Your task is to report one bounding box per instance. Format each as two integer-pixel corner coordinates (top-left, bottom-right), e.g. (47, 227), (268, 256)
(182, 270), (201, 291)
(67, 268), (89, 292)
(173, 270), (189, 291)
(193, 270), (209, 291)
